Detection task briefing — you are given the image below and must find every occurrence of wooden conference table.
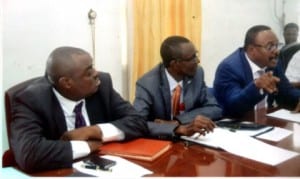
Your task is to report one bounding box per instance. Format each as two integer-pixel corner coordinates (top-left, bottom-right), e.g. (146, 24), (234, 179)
(31, 108), (300, 177)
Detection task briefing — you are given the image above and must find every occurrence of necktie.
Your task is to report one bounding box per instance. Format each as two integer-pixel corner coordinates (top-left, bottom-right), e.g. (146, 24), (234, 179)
(73, 101), (86, 128)
(172, 85), (181, 118)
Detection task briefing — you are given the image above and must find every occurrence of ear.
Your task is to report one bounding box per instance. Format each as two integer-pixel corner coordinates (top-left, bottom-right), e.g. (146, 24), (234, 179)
(58, 77), (73, 89)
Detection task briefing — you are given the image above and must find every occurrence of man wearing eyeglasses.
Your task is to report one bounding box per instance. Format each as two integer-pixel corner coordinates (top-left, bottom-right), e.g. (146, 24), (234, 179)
(133, 36), (222, 139)
(213, 25), (300, 117)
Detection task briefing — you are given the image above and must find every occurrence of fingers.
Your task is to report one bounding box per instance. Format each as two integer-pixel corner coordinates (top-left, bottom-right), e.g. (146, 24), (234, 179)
(88, 140), (103, 152)
(193, 116), (216, 133)
(255, 72), (280, 94)
(179, 116), (216, 136)
(292, 100), (300, 113)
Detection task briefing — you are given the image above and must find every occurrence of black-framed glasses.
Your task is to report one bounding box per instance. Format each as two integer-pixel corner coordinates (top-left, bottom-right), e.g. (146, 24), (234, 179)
(253, 43), (279, 52)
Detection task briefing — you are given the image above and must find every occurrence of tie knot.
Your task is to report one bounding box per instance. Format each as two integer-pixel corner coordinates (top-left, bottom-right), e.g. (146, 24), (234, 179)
(174, 85), (181, 92)
(74, 101), (83, 113)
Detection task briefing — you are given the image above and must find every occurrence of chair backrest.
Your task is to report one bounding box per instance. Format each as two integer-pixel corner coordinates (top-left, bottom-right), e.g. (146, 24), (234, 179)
(278, 43), (300, 73)
(3, 77), (41, 167)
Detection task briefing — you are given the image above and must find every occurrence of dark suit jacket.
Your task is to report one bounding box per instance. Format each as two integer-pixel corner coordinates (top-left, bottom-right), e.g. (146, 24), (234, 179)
(213, 48), (300, 117)
(10, 72), (148, 172)
(133, 63), (222, 138)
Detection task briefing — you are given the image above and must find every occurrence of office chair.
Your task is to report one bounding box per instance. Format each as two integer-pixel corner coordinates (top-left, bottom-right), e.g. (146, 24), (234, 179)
(2, 77), (41, 167)
(278, 43), (300, 73)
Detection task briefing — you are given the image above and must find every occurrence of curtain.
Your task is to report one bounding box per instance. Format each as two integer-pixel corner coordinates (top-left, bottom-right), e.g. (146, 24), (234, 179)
(130, 0), (201, 101)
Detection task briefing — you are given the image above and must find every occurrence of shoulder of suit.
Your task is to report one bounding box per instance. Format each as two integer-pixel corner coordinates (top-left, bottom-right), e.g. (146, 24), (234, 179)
(137, 65), (161, 83)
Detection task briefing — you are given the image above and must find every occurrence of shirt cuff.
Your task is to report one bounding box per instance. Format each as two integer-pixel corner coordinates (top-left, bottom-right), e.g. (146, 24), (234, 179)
(70, 141), (90, 160)
(97, 123), (125, 142)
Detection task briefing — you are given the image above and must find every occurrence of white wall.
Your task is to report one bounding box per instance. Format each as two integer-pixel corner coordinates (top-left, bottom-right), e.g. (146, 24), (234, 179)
(2, 0), (126, 155)
(201, 0), (300, 86)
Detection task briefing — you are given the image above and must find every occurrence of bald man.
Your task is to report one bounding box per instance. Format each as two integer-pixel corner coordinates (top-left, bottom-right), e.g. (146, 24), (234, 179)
(10, 46), (148, 172)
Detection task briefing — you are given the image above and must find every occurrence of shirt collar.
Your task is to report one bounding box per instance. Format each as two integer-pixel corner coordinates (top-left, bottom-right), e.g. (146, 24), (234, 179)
(52, 88), (85, 115)
(165, 69), (183, 91)
(245, 52), (266, 78)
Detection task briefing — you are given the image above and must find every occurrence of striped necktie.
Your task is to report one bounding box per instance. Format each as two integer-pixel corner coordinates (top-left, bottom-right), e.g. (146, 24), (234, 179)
(172, 85), (181, 118)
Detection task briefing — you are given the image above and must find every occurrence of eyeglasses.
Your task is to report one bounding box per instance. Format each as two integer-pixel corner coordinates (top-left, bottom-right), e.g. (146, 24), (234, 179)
(253, 43), (279, 52)
(178, 53), (199, 62)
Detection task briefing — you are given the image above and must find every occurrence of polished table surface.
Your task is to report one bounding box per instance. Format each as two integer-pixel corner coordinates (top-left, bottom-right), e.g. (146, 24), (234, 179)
(31, 108), (300, 177)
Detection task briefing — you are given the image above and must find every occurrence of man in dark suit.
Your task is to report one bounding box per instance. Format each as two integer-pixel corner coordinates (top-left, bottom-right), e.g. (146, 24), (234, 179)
(133, 36), (221, 139)
(10, 46), (148, 172)
(213, 25), (300, 118)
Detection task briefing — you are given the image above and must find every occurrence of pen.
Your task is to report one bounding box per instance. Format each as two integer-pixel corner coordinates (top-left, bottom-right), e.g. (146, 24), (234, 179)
(253, 126), (274, 137)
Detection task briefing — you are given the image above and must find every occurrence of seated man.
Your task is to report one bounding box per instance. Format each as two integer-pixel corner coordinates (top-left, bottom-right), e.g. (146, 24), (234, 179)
(285, 50), (300, 89)
(133, 36), (221, 139)
(10, 46), (148, 172)
(214, 25), (300, 118)
(282, 22), (299, 48)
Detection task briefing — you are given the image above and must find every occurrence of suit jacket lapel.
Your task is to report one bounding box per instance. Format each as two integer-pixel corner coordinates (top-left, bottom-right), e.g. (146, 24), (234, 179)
(50, 92), (68, 137)
(159, 65), (172, 119)
(240, 49), (254, 83)
(183, 78), (193, 110)
(86, 92), (107, 125)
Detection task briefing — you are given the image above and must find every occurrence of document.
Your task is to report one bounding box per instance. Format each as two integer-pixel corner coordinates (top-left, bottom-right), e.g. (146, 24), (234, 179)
(73, 155), (152, 177)
(266, 109), (300, 123)
(229, 126), (292, 142)
(181, 128), (299, 166)
(255, 127), (292, 142)
(215, 118), (293, 142)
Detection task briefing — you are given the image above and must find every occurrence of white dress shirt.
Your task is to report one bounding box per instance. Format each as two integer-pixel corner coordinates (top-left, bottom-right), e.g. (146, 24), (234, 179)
(285, 50), (300, 83)
(245, 53), (267, 108)
(52, 88), (124, 159)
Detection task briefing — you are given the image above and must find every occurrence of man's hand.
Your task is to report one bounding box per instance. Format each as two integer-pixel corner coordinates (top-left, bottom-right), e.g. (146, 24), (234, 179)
(174, 115), (216, 136)
(87, 140), (103, 153)
(60, 125), (103, 141)
(254, 71), (280, 94)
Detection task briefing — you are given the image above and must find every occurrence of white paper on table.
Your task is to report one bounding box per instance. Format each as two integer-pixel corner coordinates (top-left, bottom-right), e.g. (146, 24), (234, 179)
(266, 109), (300, 123)
(181, 128), (299, 166)
(181, 129), (224, 149)
(255, 127), (292, 142)
(227, 126), (274, 137)
(217, 128), (299, 166)
(73, 155), (152, 177)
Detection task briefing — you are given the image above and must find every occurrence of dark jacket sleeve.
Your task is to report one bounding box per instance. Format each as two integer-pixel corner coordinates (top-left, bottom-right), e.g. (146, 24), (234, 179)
(270, 63), (300, 108)
(10, 83), (73, 173)
(95, 72), (149, 140)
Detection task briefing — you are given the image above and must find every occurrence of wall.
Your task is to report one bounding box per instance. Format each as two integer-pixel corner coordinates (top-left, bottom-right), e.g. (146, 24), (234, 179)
(201, 0), (300, 86)
(2, 0), (126, 155)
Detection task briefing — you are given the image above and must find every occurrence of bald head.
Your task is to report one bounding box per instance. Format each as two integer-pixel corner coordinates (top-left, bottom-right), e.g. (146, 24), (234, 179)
(46, 46), (89, 85)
